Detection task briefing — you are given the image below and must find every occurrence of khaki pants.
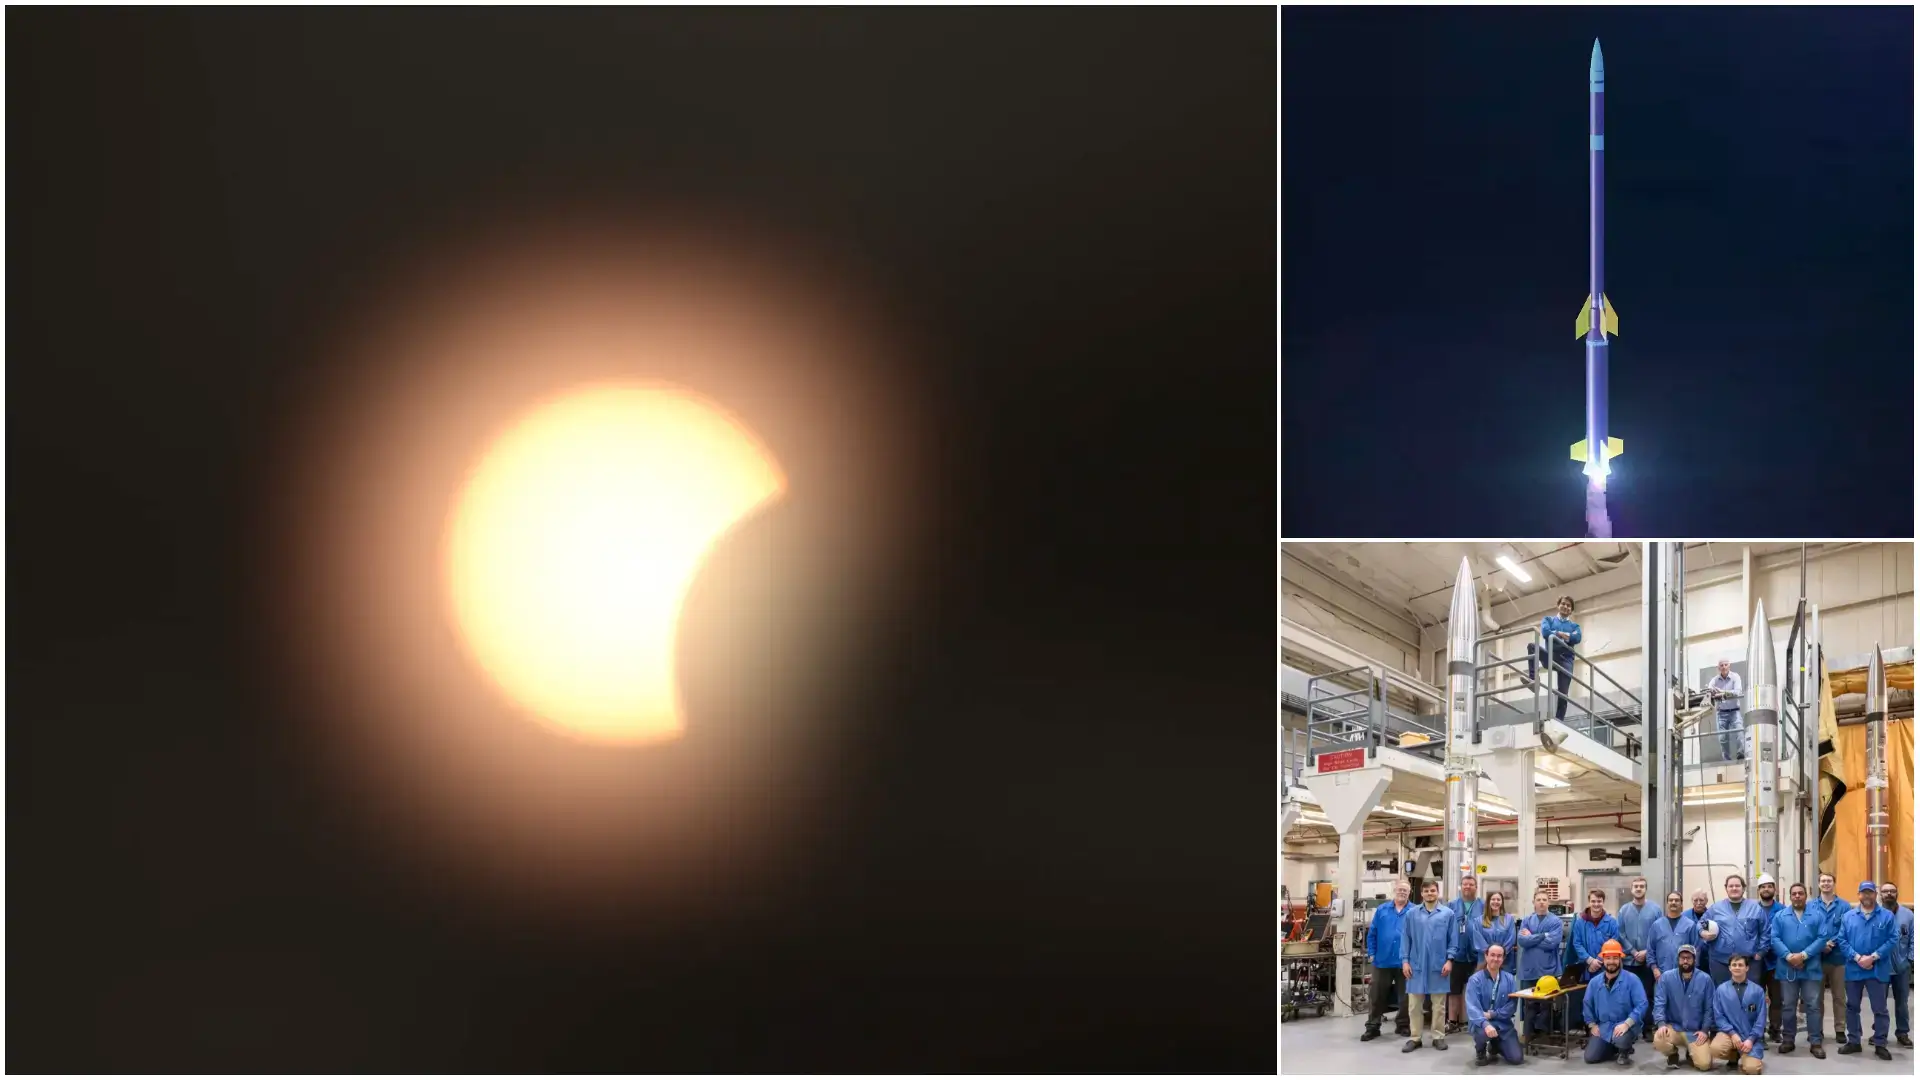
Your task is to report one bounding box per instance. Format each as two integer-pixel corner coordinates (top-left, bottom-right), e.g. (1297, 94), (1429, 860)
(1652, 1026), (1714, 1070)
(1823, 964), (1849, 1040)
(1407, 992), (1449, 1042)
(1708, 1033), (1764, 1074)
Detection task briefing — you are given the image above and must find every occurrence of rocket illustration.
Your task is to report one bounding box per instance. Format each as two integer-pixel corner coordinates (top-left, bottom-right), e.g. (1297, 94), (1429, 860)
(1571, 38), (1622, 482)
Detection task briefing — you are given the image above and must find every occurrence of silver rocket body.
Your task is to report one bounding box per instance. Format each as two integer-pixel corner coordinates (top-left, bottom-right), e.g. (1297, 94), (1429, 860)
(1444, 557), (1479, 898)
(1743, 602), (1780, 881)
(1866, 644), (1889, 886)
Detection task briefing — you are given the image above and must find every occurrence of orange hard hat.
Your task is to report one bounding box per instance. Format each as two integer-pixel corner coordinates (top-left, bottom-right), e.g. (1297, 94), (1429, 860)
(1599, 939), (1625, 959)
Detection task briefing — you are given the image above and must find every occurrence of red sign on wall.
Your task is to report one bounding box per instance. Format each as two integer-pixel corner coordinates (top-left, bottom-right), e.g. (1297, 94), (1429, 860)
(1318, 748), (1365, 773)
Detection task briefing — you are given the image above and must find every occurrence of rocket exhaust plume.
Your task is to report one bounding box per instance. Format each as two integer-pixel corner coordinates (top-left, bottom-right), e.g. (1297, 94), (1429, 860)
(1573, 39), (1622, 538)
(1444, 557), (1479, 899)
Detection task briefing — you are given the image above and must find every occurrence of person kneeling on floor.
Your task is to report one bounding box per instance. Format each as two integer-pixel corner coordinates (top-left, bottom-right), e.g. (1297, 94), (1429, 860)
(1710, 955), (1767, 1074)
(1467, 944), (1523, 1066)
(1584, 939), (1648, 1066)
(1652, 943), (1715, 1070)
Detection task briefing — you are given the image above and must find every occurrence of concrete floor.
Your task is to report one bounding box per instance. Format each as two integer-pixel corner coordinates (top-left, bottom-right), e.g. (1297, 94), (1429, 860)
(1280, 1012), (1915, 1076)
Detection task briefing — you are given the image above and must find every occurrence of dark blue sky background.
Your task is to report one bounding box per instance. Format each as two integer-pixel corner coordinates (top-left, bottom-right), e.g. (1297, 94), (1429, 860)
(1283, 5), (1913, 537)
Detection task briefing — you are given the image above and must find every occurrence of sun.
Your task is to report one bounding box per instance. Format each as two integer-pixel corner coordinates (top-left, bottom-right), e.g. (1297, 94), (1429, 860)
(443, 384), (785, 743)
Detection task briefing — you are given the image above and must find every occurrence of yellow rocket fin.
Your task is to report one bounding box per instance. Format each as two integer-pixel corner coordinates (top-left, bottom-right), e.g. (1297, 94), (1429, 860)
(1576, 295), (1622, 338)
(1569, 437), (1626, 463)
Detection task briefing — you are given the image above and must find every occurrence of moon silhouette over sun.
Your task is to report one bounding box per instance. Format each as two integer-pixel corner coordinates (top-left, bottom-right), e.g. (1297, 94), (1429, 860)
(443, 383), (785, 744)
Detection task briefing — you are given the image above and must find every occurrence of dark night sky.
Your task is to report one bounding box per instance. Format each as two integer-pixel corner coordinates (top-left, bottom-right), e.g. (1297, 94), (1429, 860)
(1282, 5), (1914, 537)
(9, 9), (1275, 1073)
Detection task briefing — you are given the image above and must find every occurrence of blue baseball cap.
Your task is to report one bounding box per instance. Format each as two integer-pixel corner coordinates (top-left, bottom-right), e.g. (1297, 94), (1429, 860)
(1859, 880), (1879, 894)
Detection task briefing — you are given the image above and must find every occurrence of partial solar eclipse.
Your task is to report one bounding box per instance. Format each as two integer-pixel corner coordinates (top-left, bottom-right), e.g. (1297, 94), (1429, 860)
(445, 384), (785, 744)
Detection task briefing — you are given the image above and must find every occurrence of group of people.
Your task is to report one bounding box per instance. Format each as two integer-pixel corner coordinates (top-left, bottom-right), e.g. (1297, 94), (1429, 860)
(1361, 872), (1915, 1073)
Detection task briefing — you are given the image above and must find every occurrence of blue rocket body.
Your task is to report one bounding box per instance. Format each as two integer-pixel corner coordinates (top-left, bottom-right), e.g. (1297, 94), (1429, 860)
(1572, 39), (1621, 483)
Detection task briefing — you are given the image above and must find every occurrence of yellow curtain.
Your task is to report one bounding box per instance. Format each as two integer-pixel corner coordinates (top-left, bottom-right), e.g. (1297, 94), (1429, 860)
(1829, 717), (1913, 899)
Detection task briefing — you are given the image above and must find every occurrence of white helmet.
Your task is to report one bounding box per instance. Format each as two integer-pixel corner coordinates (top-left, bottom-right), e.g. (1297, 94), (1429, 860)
(1698, 918), (1718, 939)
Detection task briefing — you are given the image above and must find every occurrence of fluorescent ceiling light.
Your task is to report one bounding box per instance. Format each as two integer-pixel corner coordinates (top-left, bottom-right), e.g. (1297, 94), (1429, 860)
(1394, 801), (1446, 817)
(1381, 806), (1443, 823)
(1534, 772), (1572, 788)
(1681, 795), (1745, 807)
(1496, 554), (1533, 583)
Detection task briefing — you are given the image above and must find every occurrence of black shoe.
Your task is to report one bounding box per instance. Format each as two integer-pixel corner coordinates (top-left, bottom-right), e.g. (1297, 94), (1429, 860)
(1839, 1041), (1863, 1054)
(1473, 1051), (1491, 1067)
(1665, 1058), (1680, 1070)
(1810, 1044), (1826, 1059)
(1724, 1062), (1738, 1072)
(1876, 1045), (1893, 1060)
(1900, 1034), (1913, 1047)
(1779, 1039), (1794, 1054)
(1402, 1040), (1421, 1052)
(1615, 1053), (1633, 1067)
(1434, 1037), (1449, 1050)
(1361, 1029), (1380, 1042)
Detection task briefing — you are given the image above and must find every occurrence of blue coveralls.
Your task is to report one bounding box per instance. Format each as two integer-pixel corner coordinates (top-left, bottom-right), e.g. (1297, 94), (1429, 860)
(1812, 894), (1848, 1038)
(1535, 614), (1581, 722)
(1889, 903), (1913, 1039)
(1473, 913), (1516, 967)
(1713, 977), (1768, 1063)
(1401, 901), (1458, 1041)
(1449, 896), (1484, 986)
(1582, 968), (1649, 1063)
(1770, 903), (1829, 1045)
(1652, 967), (1715, 1050)
(1570, 911), (1623, 982)
(1648, 911), (1698, 980)
(1365, 899), (1413, 1034)
(1617, 898), (1658, 1001)
(1514, 911), (1564, 1037)
(1840, 904), (1896, 1047)
(1702, 897), (1769, 986)
(1465, 968), (1522, 1064)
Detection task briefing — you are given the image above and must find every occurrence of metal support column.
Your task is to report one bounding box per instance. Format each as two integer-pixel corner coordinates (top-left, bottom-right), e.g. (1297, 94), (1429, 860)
(1643, 541), (1685, 898)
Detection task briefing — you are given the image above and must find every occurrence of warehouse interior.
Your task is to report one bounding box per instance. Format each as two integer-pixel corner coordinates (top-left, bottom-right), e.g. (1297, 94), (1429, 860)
(1280, 542), (1914, 1075)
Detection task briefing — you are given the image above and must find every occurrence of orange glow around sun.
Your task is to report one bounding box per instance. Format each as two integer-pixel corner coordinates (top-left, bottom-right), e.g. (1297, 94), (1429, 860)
(444, 384), (785, 744)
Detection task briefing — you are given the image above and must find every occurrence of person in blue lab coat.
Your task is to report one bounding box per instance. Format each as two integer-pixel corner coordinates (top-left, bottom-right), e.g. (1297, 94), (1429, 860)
(1770, 882), (1828, 1057)
(1709, 955), (1768, 1074)
(1532, 595), (1581, 723)
(1572, 888), (1623, 983)
(1473, 891), (1516, 974)
(1363, 880), (1414, 1041)
(1651, 942), (1716, 1071)
(1617, 875), (1659, 1004)
(1515, 889), (1565, 1042)
(1649, 890), (1699, 985)
(1880, 882), (1913, 1047)
(1700, 875), (1770, 986)
(1401, 878), (1459, 1052)
(1838, 880), (1896, 1059)
(1583, 939), (1649, 1065)
(1466, 943), (1523, 1066)
(1810, 873), (1849, 1043)
(1750, 875), (1783, 1043)
(1448, 875), (1485, 1031)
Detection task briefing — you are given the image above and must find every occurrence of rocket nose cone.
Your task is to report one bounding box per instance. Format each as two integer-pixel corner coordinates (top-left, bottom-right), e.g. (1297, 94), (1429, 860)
(1447, 557), (1477, 660)
(1747, 601), (1777, 687)
(1867, 643), (1887, 715)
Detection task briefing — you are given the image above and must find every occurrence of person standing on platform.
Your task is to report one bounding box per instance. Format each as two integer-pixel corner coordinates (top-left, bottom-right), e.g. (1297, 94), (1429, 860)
(1709, 955), (1768, 1074)
(1466, 943), (1522, 1066)
(1535, 597), (1582, 723)
(1583, 939), (1648, 1066)
(1402, 878), (1459, 1053)
(1707, 658), (1744, 762)
(1516, 889), (1564, 1044)
(1751, 875), (1782, 1043)
(1651, 942), (1715, 1071)
(1838, 880), (1896, 1060)
(1881, 882), (1913, 1047)
(1618, 875), (1658, 1004)
(1362, 880), (1413, 1042)
(1572, 888), (1623, 984)
(1448, 874), (1484, 1032)
(1810, 873), (1848, 1044)
(1700, 875), (1769, 987)
(1770, 882), (1827, 1058)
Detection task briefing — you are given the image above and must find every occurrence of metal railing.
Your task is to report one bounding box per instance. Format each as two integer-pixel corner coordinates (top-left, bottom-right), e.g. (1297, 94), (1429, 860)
(1303, 664), (1446, 766)
(1473, 625), (1643, 762)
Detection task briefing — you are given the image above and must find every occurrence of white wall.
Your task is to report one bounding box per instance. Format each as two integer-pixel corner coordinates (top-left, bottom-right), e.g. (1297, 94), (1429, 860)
(1281, 551), (1423, 678)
